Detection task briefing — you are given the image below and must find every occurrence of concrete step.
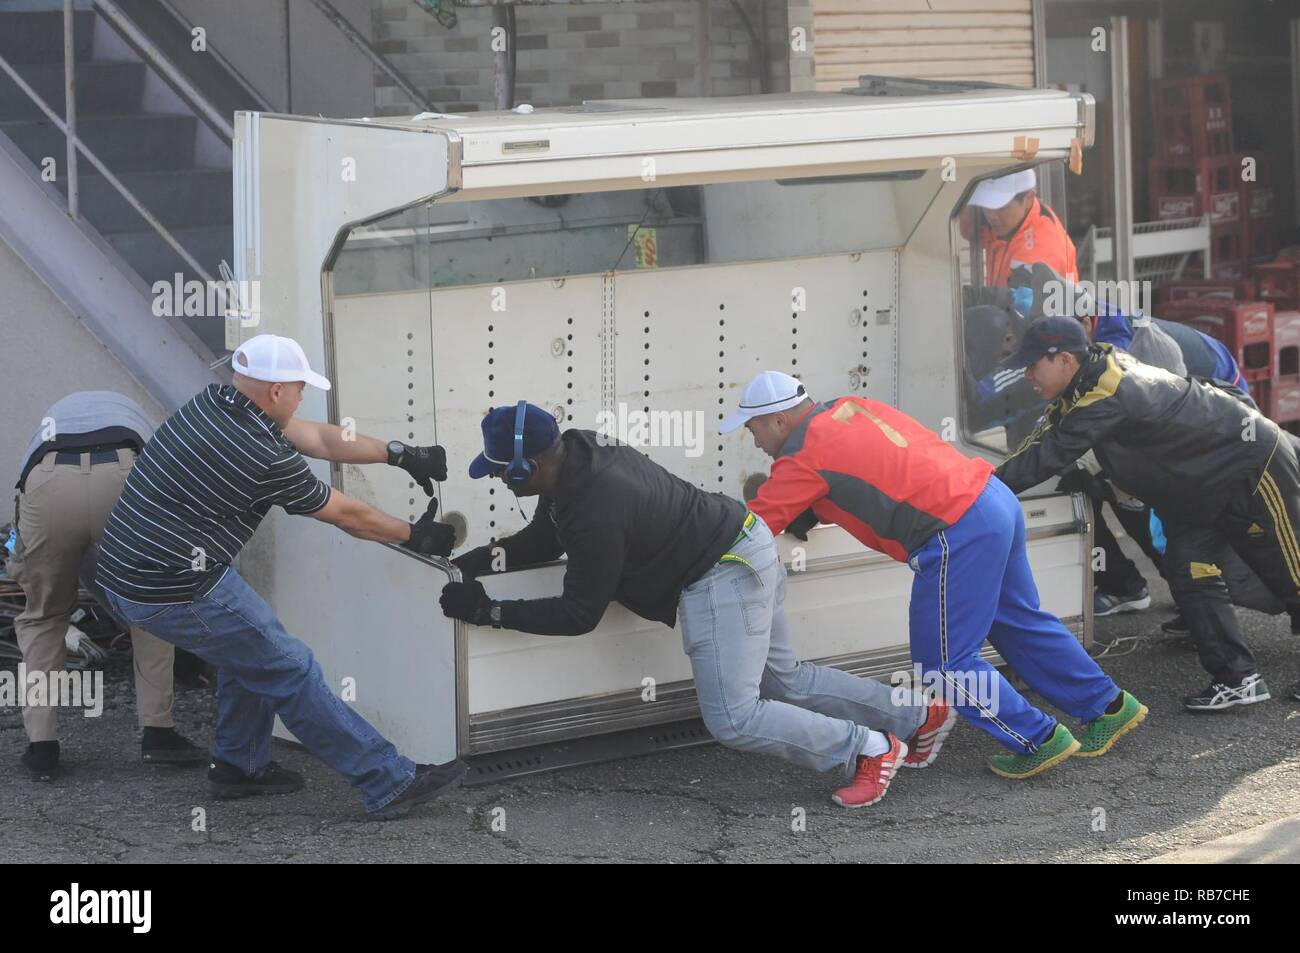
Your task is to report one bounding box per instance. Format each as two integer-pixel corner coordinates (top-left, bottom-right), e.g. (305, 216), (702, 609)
(106, 223), (233, 353)
(0, 60), (147, 121)
(52, 168), (232, 233)
(0, 113), (197, 172)
(0, 10), (95, 65)
(106, 222), (231, 287)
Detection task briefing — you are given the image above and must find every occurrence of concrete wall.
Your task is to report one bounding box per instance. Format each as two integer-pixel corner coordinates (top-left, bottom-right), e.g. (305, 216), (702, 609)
(372, 0), (792, 114)
(167, 0), (380, 118)
(0, 236), (165, 493)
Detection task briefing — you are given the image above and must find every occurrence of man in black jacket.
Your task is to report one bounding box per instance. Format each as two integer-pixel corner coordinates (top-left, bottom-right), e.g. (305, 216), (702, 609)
(997, 317), (1300, 709)
(440, 402), (951, 807)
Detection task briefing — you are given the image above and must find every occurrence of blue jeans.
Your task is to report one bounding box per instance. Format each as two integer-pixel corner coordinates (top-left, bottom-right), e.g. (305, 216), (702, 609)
(908, 476), (1120, 754)
(678, 515), (926, 776)
(104, 569), (416, 813)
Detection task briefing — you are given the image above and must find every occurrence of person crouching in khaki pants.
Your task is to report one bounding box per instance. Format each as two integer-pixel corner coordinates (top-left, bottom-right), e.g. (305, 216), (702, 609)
(9, 391), (203, 781)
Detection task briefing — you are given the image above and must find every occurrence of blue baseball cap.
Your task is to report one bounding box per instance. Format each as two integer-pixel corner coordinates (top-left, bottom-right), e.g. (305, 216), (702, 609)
(1007, 315), (1090, 369)
(467, 402), (562, 479)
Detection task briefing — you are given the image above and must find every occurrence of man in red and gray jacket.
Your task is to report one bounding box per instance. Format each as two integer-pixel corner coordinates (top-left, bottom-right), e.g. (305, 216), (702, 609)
(724, 371), (1145, 779)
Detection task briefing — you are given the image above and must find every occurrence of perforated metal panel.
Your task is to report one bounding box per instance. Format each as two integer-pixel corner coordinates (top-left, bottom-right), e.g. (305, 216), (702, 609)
(333, 250), (897, 546)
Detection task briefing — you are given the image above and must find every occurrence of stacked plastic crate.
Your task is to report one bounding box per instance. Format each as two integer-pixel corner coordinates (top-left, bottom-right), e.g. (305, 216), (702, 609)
(1256, 249), (1300, 431)
(1147, 73), (1269, 278)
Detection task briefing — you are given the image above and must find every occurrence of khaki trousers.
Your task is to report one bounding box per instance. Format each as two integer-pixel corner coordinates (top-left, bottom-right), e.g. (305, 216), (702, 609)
(8, 449), (174, 742)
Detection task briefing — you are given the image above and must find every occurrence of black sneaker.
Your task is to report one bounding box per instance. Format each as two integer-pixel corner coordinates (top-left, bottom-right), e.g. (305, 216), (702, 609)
(368, 759), (468, 822)
(207, 759), (305, 799)
(1160, 614), (1190, 636)
(141, 727), (206, 765)
(1183, 674), (1271, 711)
(20, 741), (60, 782)
(1290, 681), (1300, 702)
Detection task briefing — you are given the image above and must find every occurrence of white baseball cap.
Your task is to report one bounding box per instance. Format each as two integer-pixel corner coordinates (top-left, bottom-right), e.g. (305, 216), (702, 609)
(231, 334), (331, 391)
(719, 371), (810, 434)
(968, 168), (1037, 210)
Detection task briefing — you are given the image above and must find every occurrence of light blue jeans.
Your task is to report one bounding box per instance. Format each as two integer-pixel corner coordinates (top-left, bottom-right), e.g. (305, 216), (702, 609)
(678, 516), (926, 776)
(104, 569), (416, 813)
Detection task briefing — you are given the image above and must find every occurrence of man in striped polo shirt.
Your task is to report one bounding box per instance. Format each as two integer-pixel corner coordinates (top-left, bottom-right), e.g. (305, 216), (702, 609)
(96, 334), (465, 820)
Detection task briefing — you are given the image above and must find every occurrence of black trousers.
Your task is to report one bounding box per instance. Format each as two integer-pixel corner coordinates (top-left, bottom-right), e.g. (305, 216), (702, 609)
(1093, 495), (1162, 596)
(1163, 438), (1300, 684)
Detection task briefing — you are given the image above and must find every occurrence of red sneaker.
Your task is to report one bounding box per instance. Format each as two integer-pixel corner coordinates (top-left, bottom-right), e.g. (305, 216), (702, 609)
(902, 700), (958, 769)
(831, 735), (907, 808)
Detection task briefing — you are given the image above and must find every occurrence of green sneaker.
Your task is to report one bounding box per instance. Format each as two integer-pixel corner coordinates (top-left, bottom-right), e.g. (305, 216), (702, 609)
(1075, 691), (1148, 758)
(988, 724), (1079, 779)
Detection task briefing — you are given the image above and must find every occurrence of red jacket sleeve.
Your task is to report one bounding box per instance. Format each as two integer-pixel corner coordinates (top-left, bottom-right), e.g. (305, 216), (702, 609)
(749, 455), (829, 535)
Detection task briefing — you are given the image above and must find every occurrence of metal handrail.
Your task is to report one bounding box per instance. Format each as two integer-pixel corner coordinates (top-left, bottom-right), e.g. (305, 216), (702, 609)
(93, 0), (234, 140)
(307, 0), (434, 114)
(0, 1), (214, 283)
(154, 0), (272, 113)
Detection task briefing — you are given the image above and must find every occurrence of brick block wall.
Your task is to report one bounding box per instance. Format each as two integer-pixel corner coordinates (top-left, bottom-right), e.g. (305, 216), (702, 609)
(371, 0), (792, 115)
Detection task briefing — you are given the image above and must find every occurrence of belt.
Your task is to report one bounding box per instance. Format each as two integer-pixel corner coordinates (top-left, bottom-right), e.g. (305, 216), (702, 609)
(53, 449), (132, 466)
(730, 510), (758, 548)
(718, 511), (762, 582)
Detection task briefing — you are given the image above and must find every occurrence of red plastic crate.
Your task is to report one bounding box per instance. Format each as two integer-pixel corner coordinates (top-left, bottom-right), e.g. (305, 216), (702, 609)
(1246, 216), (1279, 262)
(1255, 378), (1272, 416)
(1252, 261), (1298, 310)
(1270, 377), (1300, 424)
(1273, 310), (1300, 351)
(1246, 152), (1275, 219)
(1149, 155), (1244, 225)
(1165, 297), (1274, 378)
(1157, 277), (1255, 305)
(1196, 221), (1248, 278)
(1152, 73), (1234, 161)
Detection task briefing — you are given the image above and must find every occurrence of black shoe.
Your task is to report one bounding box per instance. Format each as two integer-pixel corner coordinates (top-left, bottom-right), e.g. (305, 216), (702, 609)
(1160, 614), (1190, 636)
(207, 758), (305, 799)
(1183, 674), (1271, 711)
(369, 759), (468, 822)
(20, 741), (60, 782)
(1290, 681), (1300, 702)
(141, 727), (206, 765)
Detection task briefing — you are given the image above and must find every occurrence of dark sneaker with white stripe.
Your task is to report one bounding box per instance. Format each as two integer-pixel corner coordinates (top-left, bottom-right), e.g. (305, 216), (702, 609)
(208, 759), (305, 798)
(1183, 674), (1271, 711)
(1290, 681), (1300, 702)
(368, 759), (468, 821)
(1094, 585), (1151, 617)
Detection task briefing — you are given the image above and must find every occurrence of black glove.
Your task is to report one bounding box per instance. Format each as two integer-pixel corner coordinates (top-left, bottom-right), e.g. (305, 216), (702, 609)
(389, 442), (447, 496)
(403, 499), (456, 557)
(451, 545), (493, 583)
(440, 580), (494, 626)
(785, 508), (819, 541)
(1055, 467), (1114, 503)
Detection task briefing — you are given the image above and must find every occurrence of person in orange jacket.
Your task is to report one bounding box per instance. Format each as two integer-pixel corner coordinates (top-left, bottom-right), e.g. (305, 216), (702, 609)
(961, 168), (1078, 287)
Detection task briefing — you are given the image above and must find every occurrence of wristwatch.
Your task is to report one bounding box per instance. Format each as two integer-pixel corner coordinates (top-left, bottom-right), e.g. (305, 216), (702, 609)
(386, 440), (405, 466)
(489, 603), (502, 628)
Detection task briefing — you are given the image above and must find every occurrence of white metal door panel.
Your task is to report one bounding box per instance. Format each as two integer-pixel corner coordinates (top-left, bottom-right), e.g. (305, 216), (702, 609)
(610, 252), (898, 496)
(331, 291), (441, 523)
(247, 511), (459, 765)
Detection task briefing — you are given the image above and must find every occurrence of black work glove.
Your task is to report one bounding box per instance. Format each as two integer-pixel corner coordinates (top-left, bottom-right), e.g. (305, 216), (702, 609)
(403, 499), (456, 557)
(440, 579), (494, 626)
(785, 508), (819, 541)
(388, 442), (448, 496)
(451, 545), (493, 583)
(1055, 467), (1114, 503)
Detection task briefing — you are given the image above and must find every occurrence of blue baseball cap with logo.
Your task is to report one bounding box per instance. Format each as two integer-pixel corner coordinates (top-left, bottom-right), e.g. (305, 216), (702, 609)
(1007, 315), (1091, 369)
(467, 402), (562, 479)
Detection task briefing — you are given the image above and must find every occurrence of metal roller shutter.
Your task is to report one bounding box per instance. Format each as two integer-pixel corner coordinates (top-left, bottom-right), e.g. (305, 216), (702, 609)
(812, 0), (1036, 91)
